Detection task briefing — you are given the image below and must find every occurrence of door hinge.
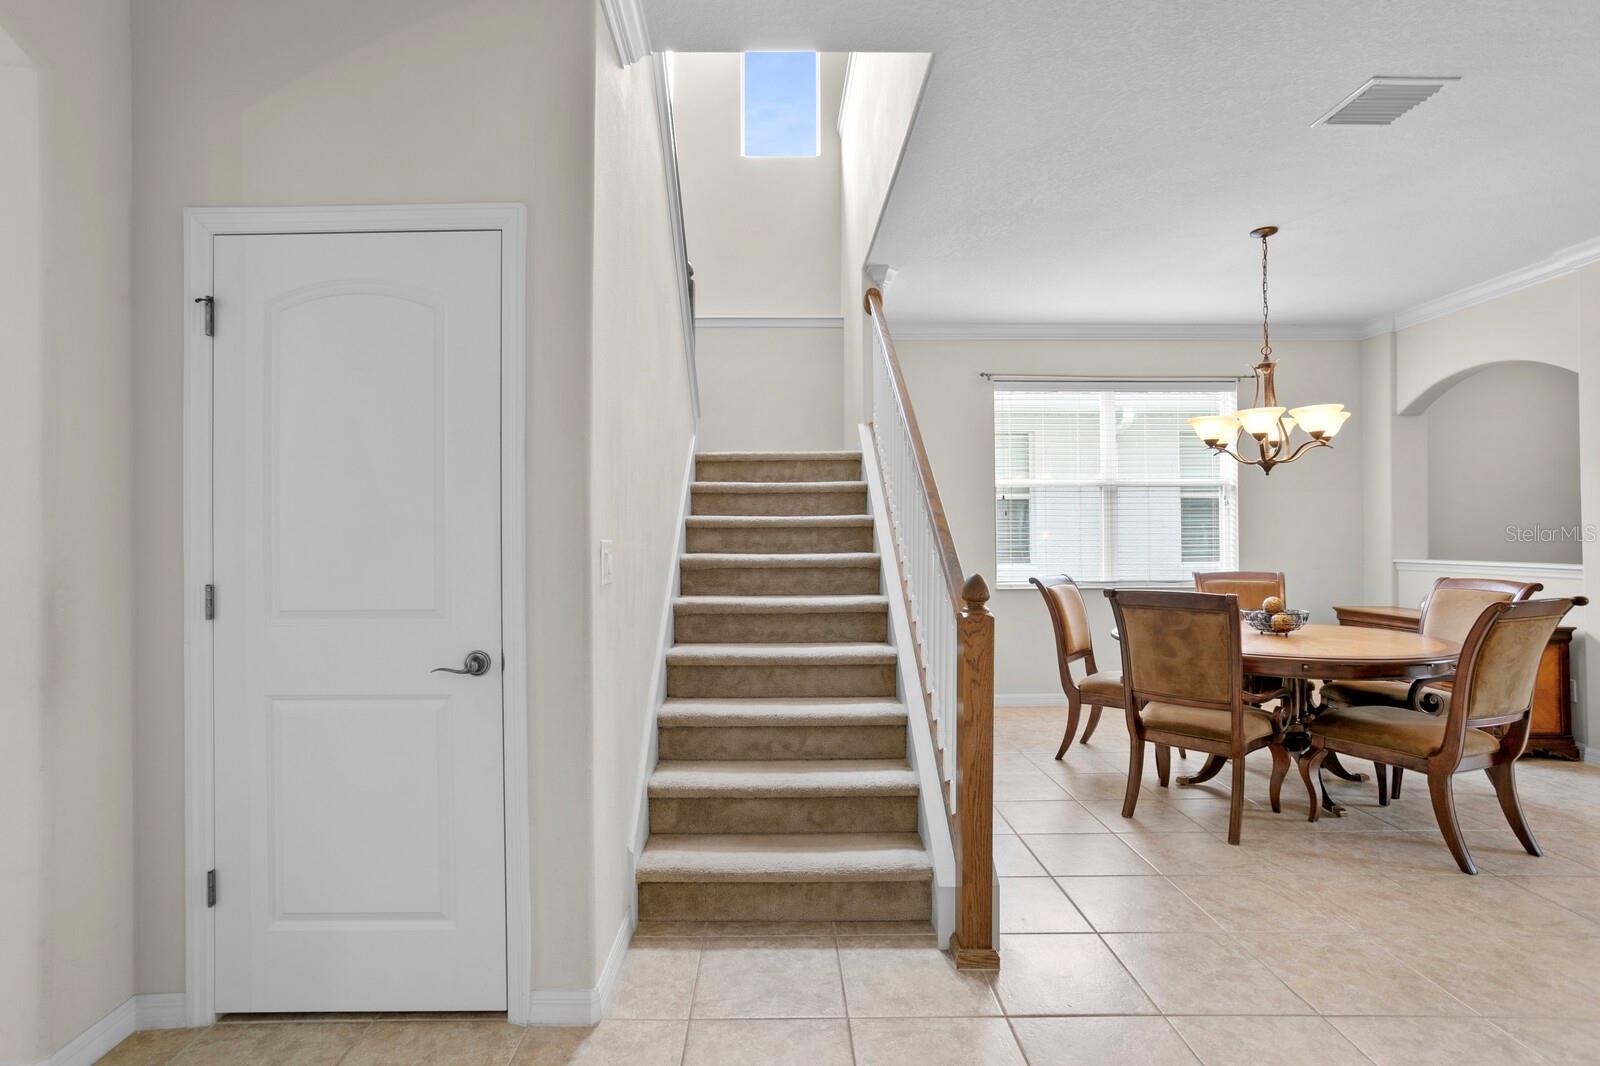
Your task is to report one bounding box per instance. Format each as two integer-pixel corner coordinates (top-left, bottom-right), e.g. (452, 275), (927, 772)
(195, 295), (214, 337)
(204, 584), (216, 620)
(206, 869), (217, 908)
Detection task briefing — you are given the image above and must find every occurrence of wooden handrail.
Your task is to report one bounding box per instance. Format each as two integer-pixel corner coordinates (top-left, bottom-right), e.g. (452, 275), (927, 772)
(865, 287), (965, 614)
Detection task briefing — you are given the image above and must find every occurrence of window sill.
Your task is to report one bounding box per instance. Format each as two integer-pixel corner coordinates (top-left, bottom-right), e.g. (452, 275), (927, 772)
(996, 579), (1198, 592)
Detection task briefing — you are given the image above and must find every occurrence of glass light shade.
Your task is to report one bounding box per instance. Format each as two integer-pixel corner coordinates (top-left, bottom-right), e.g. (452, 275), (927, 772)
(1288, 403), (1346, 438)
(1188, 414), (1241, 445)
(1235, 406), (1286, 437)
(1264, 415), (1297, 443)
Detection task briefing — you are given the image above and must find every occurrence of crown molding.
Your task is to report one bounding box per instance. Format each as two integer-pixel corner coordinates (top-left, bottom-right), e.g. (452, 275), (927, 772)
(600, 0), (650, 66)
(889, 321), (1367, 342)
(695, 316), (845, 329)
(1380, 235), (1600, 336)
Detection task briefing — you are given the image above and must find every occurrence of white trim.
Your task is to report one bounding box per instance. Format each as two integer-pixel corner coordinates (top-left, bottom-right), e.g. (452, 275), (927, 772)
(526, 913), (633, 1025)
(859, 424), (955, 947)
(891, 321), (1367, 342)
(1392, 558), (1584, 581)
(996, 693), (1066, 708)
(182, 203), (531, 1026)
(627, 436), (696, 899)
(134, 994), (189, 1031)
(694, 315), (844, 329)
(652, 53), (700, 424)
(599, 0), (650, 66)
(34, 999), (134, 1066)
(836, 52), (856, 136)
(1378, 235), (1600, 336)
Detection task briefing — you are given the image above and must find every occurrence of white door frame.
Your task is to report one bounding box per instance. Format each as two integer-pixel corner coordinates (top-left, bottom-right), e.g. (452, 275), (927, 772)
(182, 203), (531, 1026)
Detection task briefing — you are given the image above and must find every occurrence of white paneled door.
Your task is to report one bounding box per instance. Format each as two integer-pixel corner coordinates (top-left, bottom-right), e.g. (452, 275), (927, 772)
(212, 230), (507, 1012)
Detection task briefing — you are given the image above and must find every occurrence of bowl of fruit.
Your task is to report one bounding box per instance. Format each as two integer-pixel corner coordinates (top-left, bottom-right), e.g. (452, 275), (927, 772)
(1242, 596), (1308, 636)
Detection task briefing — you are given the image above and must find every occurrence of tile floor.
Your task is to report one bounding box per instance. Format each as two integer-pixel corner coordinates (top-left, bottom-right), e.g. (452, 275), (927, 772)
(100, 706), (1600, 1065)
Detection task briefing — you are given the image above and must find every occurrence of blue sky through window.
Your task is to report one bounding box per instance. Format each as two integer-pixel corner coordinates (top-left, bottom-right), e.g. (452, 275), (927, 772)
(742, 52), (819, 157)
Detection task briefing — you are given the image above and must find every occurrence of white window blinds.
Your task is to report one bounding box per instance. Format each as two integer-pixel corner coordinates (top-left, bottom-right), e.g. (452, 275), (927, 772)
(993, 380), (1240, 586)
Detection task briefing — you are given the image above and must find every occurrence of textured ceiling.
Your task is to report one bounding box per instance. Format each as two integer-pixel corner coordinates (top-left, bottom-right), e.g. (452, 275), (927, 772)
(640, 0), (1600, 328)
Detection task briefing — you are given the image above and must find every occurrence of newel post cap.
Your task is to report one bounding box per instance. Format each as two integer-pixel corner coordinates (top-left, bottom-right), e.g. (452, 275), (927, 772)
(963, 573), (991, 610)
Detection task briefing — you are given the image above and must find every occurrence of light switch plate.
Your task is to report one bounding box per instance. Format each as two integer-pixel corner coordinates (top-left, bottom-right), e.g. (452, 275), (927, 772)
(599, 539), (615, 586)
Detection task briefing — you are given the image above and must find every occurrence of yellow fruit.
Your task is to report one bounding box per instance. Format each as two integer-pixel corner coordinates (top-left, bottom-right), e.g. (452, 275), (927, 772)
(1270, 612), (1296, 632)
(1261, 596), (1285, 615)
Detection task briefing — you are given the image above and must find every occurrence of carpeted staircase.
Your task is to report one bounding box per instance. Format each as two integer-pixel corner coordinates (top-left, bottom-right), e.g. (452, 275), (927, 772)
(635, 451), (933, 923)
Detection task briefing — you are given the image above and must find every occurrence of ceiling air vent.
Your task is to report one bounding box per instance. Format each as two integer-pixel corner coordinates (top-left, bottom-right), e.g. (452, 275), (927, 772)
(1312, 76), (1460, 127)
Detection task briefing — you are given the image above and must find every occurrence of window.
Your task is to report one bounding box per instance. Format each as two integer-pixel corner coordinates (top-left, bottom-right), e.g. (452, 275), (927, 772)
(741, 51), (819, 157)
(993, 381), (1239, 586)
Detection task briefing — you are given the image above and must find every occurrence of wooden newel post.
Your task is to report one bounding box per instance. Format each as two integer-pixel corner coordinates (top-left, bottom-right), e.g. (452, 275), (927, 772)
(952, 573), (999, 969)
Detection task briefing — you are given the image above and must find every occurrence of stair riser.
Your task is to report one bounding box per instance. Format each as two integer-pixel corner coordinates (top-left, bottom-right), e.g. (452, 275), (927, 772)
(639, 880), (932, 922)
(696, 459), (862, 483)
(680, 567), (880, 597)
(658, 724), (907, 761)
(650, 796), (917, 834)
(674, 611), (888, 644)
(685, 526), (875, 554)
(692, 490), (868, 517)
(668, 664), (897, 699)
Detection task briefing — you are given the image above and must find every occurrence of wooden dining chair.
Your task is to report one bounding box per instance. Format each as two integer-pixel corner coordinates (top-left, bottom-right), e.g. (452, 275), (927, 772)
(1105, 588), (1291, 845)
(1319, 576), (1542, 803)
(1193, 570), (1286, 610)
(1303, 596), (1585, 874)
(1030, 575), (1125, 757)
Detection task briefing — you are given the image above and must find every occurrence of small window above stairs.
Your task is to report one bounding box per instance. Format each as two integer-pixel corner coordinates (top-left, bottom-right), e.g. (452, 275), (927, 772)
(636, 451), (934, 924)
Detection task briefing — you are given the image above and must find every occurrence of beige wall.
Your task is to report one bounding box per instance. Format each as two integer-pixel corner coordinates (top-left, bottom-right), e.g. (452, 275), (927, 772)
(0, 3), (134, 1061)
(1427, 361), (1581, 563)
(898, 338), (1367, 697)
(673, 52), (844, 317)
(131, 0), (602, 999)
(839, 53), (930, 445)
(588, 30), (696, 970)
(695, 326), (844, 451)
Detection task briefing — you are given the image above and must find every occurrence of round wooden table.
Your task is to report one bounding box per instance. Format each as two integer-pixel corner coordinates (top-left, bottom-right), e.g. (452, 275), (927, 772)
(1180, 623), (1460, 814)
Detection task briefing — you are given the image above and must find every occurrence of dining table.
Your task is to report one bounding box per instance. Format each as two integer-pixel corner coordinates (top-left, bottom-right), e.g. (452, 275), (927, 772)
(1171, 622), (1460, 814)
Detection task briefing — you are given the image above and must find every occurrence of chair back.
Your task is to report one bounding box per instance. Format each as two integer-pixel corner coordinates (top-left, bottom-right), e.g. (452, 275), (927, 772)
(1450, 598), (1586, 742)
(1193, 570), (1285, 611)
(1031, 575), (1099, 697)
(1105, 589), (1242, 714)
(1420, 577), (1542, 645)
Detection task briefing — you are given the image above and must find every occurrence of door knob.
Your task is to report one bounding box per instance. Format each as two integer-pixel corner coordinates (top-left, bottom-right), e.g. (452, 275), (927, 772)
(432, 650), (493, 676)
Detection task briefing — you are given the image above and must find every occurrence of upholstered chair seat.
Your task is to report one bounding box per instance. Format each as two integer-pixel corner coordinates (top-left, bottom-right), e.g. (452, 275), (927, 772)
(1140, 702), (1277, 745)
(1311, 705), (1498, 759)
(1079, 671), (1124, 703)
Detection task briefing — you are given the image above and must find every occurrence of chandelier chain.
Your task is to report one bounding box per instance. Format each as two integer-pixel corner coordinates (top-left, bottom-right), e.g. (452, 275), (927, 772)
(1260, 231), (1271, 360)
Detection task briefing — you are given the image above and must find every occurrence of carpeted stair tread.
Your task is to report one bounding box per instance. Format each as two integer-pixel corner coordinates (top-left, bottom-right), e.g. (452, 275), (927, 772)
(665, 642), (896, 666)
(650, 759), (917, 797)
(679, 552), (879, 569)
(697, 451), (863, 462)
(658, 698), (907, 728)
(685, 515), (873, 528)
(636, 833), (932, 883)
(674, 595), (888, 614)
(692, 480), (868, 493)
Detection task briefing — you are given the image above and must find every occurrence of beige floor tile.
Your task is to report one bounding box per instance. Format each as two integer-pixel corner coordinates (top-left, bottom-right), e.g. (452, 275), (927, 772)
(631, 920), (705, 938)
(341, 1021), (526, 1066)
(1056, 875), (1222, 933)
(1230, 931), (1471, 1016)
(834, 920), (936, 936)
(698, 921), (834, 937)
(1010, 1016), (1197, 1065)
(994, 772), (1072, 801)
(1341, 870), (1600, 936)
(992, 934), (1157, 1016)
(1000, 877), (1092, 933)
(170, 1022), (369, 1065)
(1169, 1016), (1370, 1065)
(690, 936), (844, 1019)
(1102, 933), (1310, 1015)
(993, 834), (1049, 875)
(681, 1019), (852, 1066)
(514, 1021), (686, 1066)
(1020, 834), (1156, 876)
(1079, 799), (1210, 833)
(607, 937), (702, 1020)
(1491, 1018), (1600, 1064)
(996, 800), (1109, 834)
(97, 1029), (205, 1066)
(1115, 832), (1266, 874)
(1504, 874), (1600, 922)
(1328, 1016), (1548, 1065)
(837, 935), (1001, 1017)
(1457, 830), (1600, 876)
(1382, 932), (1600, 1020)
(1165, 873), (1347, 932)
(850, 1017), (1026, 1066)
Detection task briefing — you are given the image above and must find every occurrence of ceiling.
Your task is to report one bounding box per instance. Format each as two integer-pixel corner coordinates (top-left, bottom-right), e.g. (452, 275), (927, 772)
(639, 0), (1600, 330)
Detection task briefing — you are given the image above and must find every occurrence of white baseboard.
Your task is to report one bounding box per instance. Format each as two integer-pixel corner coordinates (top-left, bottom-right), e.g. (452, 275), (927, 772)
(526, 912), (633, 1026)
(28, 993), (189, 1066)
(996, 693), (1062, 708)
(134, 993), (188, 1031)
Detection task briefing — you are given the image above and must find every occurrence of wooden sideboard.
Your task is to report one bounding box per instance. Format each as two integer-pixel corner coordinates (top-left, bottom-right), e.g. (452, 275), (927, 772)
(1332, 605), (1578, 759)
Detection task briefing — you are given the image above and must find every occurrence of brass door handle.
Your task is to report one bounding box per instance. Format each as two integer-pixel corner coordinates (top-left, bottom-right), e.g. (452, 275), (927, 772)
(432, 650), (493, 676)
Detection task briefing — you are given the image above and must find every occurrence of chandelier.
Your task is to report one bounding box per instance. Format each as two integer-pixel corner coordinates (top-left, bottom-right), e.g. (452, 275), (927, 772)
(1188, 226), (1350, 474)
